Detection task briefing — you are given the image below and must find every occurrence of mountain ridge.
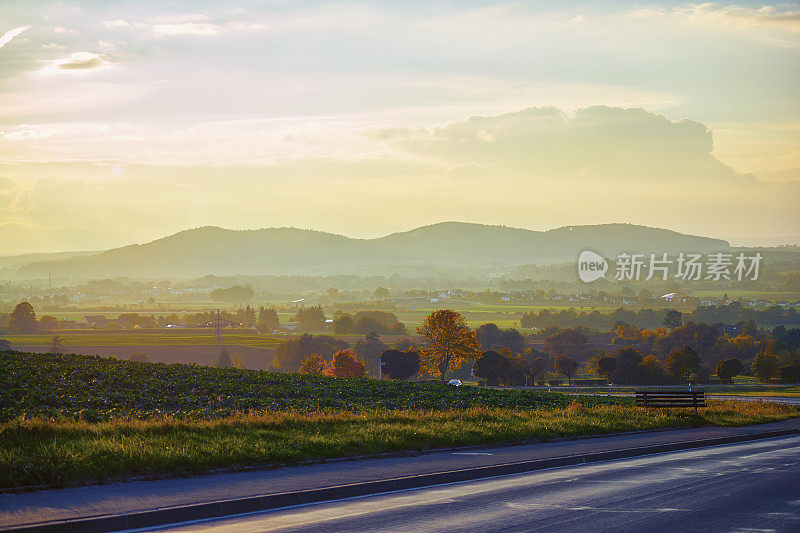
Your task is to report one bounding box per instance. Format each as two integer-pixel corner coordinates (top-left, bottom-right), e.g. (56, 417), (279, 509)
(13, 222), (731, 279)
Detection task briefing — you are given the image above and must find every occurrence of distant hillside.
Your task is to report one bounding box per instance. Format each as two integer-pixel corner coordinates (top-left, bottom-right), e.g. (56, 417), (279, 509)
(14, 222), (730, 279)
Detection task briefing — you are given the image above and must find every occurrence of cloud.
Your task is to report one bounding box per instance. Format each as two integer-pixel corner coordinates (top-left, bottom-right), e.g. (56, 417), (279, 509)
(630, 3), (800, 46)
(0, 26), (29, 50)
(378, 106), (744, 183)
(1, 124), (62, 140)
(39, 52), (113, 74)
(102, 20), (133, 29)
(0, 176), (36, 214)
(151, 23), (221, 36)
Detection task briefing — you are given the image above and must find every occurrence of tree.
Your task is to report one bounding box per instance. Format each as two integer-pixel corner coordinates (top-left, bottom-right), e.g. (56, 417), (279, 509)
(328, 349), (367, 378)
(476, 324), (525, 354)
(39, 315), (59, 331)
(638, 354), (666, 385)
(544, 329), (587, 359)
(393, 338), (416, 352)
(615, 347), (643, 385)
(274, 334), (349, 372)
(353, 331), (388, 376)
(665, 345), (701, 382)
(380, 349), (420, 380)
(554, 354), (578, 384)
(257, 307), (279, 333)
(373, 287), (390, 299)
(742, 318), (758, 338)
(417, 310), (481, 380)
(597, 356), (618, 383)
(298, 353), (327, 375)
(48, 335), (65, 354)
(751, 353), (778, 383)
(476, 323), (502, 351)
(715, 358), (743, 383)
(526, 356), (548, 386)
(9, 302), (36, 334)
(211, 285), (254, 302)
(474, 350), (509, 386)
(333, 314), (355, 334)
(778, 363), (800, 382)
(294, 306), (326, 332)
(663, 310), (683, 329)
(355, 316), (387, 335)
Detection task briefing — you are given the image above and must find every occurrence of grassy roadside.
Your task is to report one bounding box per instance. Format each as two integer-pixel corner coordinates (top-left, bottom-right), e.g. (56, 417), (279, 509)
(1, 401), (797, 491)
(710, 390), (800, 398)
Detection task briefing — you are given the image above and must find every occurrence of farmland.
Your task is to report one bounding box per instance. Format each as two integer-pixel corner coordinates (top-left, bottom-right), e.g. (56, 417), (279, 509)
(2, 332), (284, 348)
(2, 351), (799, 491)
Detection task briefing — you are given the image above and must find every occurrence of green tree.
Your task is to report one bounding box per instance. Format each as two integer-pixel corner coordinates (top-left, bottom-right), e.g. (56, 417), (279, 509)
(257, 307), (279, 332)
(663, 309), (683, 330)
(751, 353), (778, 383)
(353, 331), (388, 376)
(379, 349), (420, 380)
(373, 287), (390, 299)
(554, 354), (578, 384)
(544, 329), (588, 359)
(294, 306), (326, 332)
(715, 358), (743, 383)
(333, 313), (355, 334)
(597, 356), (618, 383)
(615, 347), (643, 385)
(665, 345), (701, 382)
(778, 363), (800, 382)
(742, 318), (758, 338)
(9, 302), (37, 333)
(474, 350), (509, 386)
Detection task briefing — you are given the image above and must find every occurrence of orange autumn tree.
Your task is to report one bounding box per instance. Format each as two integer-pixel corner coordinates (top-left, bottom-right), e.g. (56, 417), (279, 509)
(326, 349), (367, 378)
(298, 353), (327, 375)
(416, 309), (481, 380)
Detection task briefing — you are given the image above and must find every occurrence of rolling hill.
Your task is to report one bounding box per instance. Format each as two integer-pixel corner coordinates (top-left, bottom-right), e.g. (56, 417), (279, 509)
(13, 222), (730, 279)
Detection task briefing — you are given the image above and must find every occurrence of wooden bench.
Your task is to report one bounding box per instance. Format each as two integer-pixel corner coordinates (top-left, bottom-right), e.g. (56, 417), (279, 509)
(635, 390), (706, 413)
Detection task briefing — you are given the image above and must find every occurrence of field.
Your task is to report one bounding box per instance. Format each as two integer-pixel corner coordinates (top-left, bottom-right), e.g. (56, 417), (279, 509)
(394, 304), (621, 330)
(2, 332), (284, 348)
(15, 345), (277, 370)
(1, 352), (798, 491)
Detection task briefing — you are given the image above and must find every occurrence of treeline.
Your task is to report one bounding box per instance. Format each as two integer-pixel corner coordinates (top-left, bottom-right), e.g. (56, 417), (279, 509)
(273, 332), (414, 377)
(332, 311), (406, 335)
(521, 302), (800, 330)
(210, 285), (255, 302)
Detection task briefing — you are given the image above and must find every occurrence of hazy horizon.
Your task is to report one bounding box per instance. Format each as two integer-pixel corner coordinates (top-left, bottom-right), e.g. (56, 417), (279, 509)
(1, 1), (799, 255)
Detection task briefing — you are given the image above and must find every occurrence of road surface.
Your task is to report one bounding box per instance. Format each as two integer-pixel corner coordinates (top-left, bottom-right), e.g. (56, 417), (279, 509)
(142, 434), (800, 533)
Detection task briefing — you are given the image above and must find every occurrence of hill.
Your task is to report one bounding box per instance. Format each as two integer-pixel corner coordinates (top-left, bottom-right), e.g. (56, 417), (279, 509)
(13, 222), (729, 279)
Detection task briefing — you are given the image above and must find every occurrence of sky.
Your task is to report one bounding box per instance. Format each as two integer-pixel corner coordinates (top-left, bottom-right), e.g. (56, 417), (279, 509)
(0, 1), (798, 254)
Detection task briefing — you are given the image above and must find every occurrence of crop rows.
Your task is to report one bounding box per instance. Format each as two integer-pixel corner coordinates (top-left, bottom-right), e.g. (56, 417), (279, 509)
(0, 351), (625, 422)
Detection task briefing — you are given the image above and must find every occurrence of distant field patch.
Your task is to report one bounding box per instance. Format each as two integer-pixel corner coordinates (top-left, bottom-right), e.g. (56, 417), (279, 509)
(3, 333), (283, 348)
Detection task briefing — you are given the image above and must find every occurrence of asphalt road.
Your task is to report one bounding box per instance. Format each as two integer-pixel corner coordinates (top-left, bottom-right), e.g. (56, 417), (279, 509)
(145, 435), (800, 533)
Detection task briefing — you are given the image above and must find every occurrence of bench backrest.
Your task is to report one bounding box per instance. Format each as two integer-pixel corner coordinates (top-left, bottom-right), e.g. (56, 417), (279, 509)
(635, 390), (706, 408)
